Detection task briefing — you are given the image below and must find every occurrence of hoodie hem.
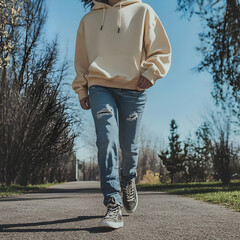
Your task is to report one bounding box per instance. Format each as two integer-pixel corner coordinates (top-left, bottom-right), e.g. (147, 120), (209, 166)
(87, 79), (146, 92)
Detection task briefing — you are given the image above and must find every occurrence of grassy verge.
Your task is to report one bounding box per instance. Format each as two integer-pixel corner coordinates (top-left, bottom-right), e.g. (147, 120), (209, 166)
(136, 180), (240, 212)
(0, 182), (65, 197)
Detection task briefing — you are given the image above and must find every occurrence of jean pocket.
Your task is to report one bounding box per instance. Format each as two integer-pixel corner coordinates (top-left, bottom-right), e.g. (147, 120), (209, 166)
(124, 89), (147, 101)
(125, 89), (146, 94)
(89, 85), (97, 91)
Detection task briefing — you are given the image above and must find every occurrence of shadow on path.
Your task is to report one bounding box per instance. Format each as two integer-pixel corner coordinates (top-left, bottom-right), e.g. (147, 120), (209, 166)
(39, 187), (102, 194)
(0, 196), (71, 202)
(0, 215), (129, 233)
(0, 187), (102, 202)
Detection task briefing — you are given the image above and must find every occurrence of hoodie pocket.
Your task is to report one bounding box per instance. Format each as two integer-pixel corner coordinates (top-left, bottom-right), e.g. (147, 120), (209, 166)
(86, 55), (140, 81)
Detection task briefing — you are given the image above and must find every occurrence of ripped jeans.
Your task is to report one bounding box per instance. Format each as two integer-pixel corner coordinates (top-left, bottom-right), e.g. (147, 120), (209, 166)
(88, 85), (147, 207)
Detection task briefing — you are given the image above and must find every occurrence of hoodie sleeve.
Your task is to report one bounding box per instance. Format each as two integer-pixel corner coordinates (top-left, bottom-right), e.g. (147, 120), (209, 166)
(141, 6), (172, 85)
(72, 17), (89, 101)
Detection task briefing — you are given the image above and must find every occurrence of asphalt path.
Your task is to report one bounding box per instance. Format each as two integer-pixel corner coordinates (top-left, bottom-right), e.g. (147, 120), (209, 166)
(0, 181), (240, 240)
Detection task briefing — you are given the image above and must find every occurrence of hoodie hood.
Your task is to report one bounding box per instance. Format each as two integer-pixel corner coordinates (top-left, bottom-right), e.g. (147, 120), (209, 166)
(92, 0), (142, 33)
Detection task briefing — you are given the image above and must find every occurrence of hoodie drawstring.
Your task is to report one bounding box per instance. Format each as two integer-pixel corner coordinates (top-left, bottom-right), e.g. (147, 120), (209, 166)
(100, 2), (122, 33)
(100, 5), (105, 30)
(118, 2), (122, 33)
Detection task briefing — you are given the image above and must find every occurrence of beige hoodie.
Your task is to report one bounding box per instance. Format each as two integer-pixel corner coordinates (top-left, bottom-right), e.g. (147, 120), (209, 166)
(72, 0), (171, 101)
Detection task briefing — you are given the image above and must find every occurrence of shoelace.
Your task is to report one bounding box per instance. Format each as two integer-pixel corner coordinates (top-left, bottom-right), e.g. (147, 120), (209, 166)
(103, 204), (120, 219)
(123, 180), (135, 202)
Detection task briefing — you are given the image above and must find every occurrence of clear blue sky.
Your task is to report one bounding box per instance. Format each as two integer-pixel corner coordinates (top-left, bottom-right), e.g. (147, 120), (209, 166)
(45, 0), (216, 160)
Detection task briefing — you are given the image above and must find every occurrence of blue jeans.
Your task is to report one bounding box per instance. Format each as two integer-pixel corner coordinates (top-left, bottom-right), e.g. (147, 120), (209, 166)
(88, 85), (147, 207)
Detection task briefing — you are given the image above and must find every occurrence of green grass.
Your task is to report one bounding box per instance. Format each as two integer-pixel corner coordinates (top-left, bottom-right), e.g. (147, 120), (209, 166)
(136, 180), (240, 212)
(0, 182), (64, 197)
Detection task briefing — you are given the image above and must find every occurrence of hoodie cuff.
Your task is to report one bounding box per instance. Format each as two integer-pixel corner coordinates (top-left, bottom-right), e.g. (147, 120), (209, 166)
(77, 88), (88, 101)
(141, 67), (160, 85)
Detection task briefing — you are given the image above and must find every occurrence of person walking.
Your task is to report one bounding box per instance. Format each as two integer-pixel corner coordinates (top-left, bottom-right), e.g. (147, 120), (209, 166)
(72, 0), (171, 229)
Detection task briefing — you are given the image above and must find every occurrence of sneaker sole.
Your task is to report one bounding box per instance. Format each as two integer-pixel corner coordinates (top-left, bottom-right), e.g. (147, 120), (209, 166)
(123, 185), (138, 213)
(98, 221), (124, 229)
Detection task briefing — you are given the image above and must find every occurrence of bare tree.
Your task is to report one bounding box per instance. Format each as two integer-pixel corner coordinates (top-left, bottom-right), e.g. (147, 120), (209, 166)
(136, 127), (166, 183)
(194, 122), (214, 181)
(176, 0), (240, 129)
(0, 0), (78, 186)
(202, 107), (239, 183)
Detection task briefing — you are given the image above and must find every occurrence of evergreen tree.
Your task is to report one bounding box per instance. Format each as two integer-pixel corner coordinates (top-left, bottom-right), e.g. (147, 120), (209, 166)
(159, 119), (185, 183)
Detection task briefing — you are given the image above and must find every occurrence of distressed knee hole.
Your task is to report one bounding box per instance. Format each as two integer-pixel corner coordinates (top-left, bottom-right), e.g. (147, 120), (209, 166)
(127, 111), (138, 121)
(97, 104), (114, 119)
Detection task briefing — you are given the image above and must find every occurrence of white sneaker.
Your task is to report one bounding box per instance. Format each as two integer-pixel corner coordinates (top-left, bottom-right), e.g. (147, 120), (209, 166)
(98, 197), (124, 229)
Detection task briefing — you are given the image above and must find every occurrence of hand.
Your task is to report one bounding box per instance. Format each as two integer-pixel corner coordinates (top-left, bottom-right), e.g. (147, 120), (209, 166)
(80, 96), (91, 110)
(137, 75), (153, 89)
